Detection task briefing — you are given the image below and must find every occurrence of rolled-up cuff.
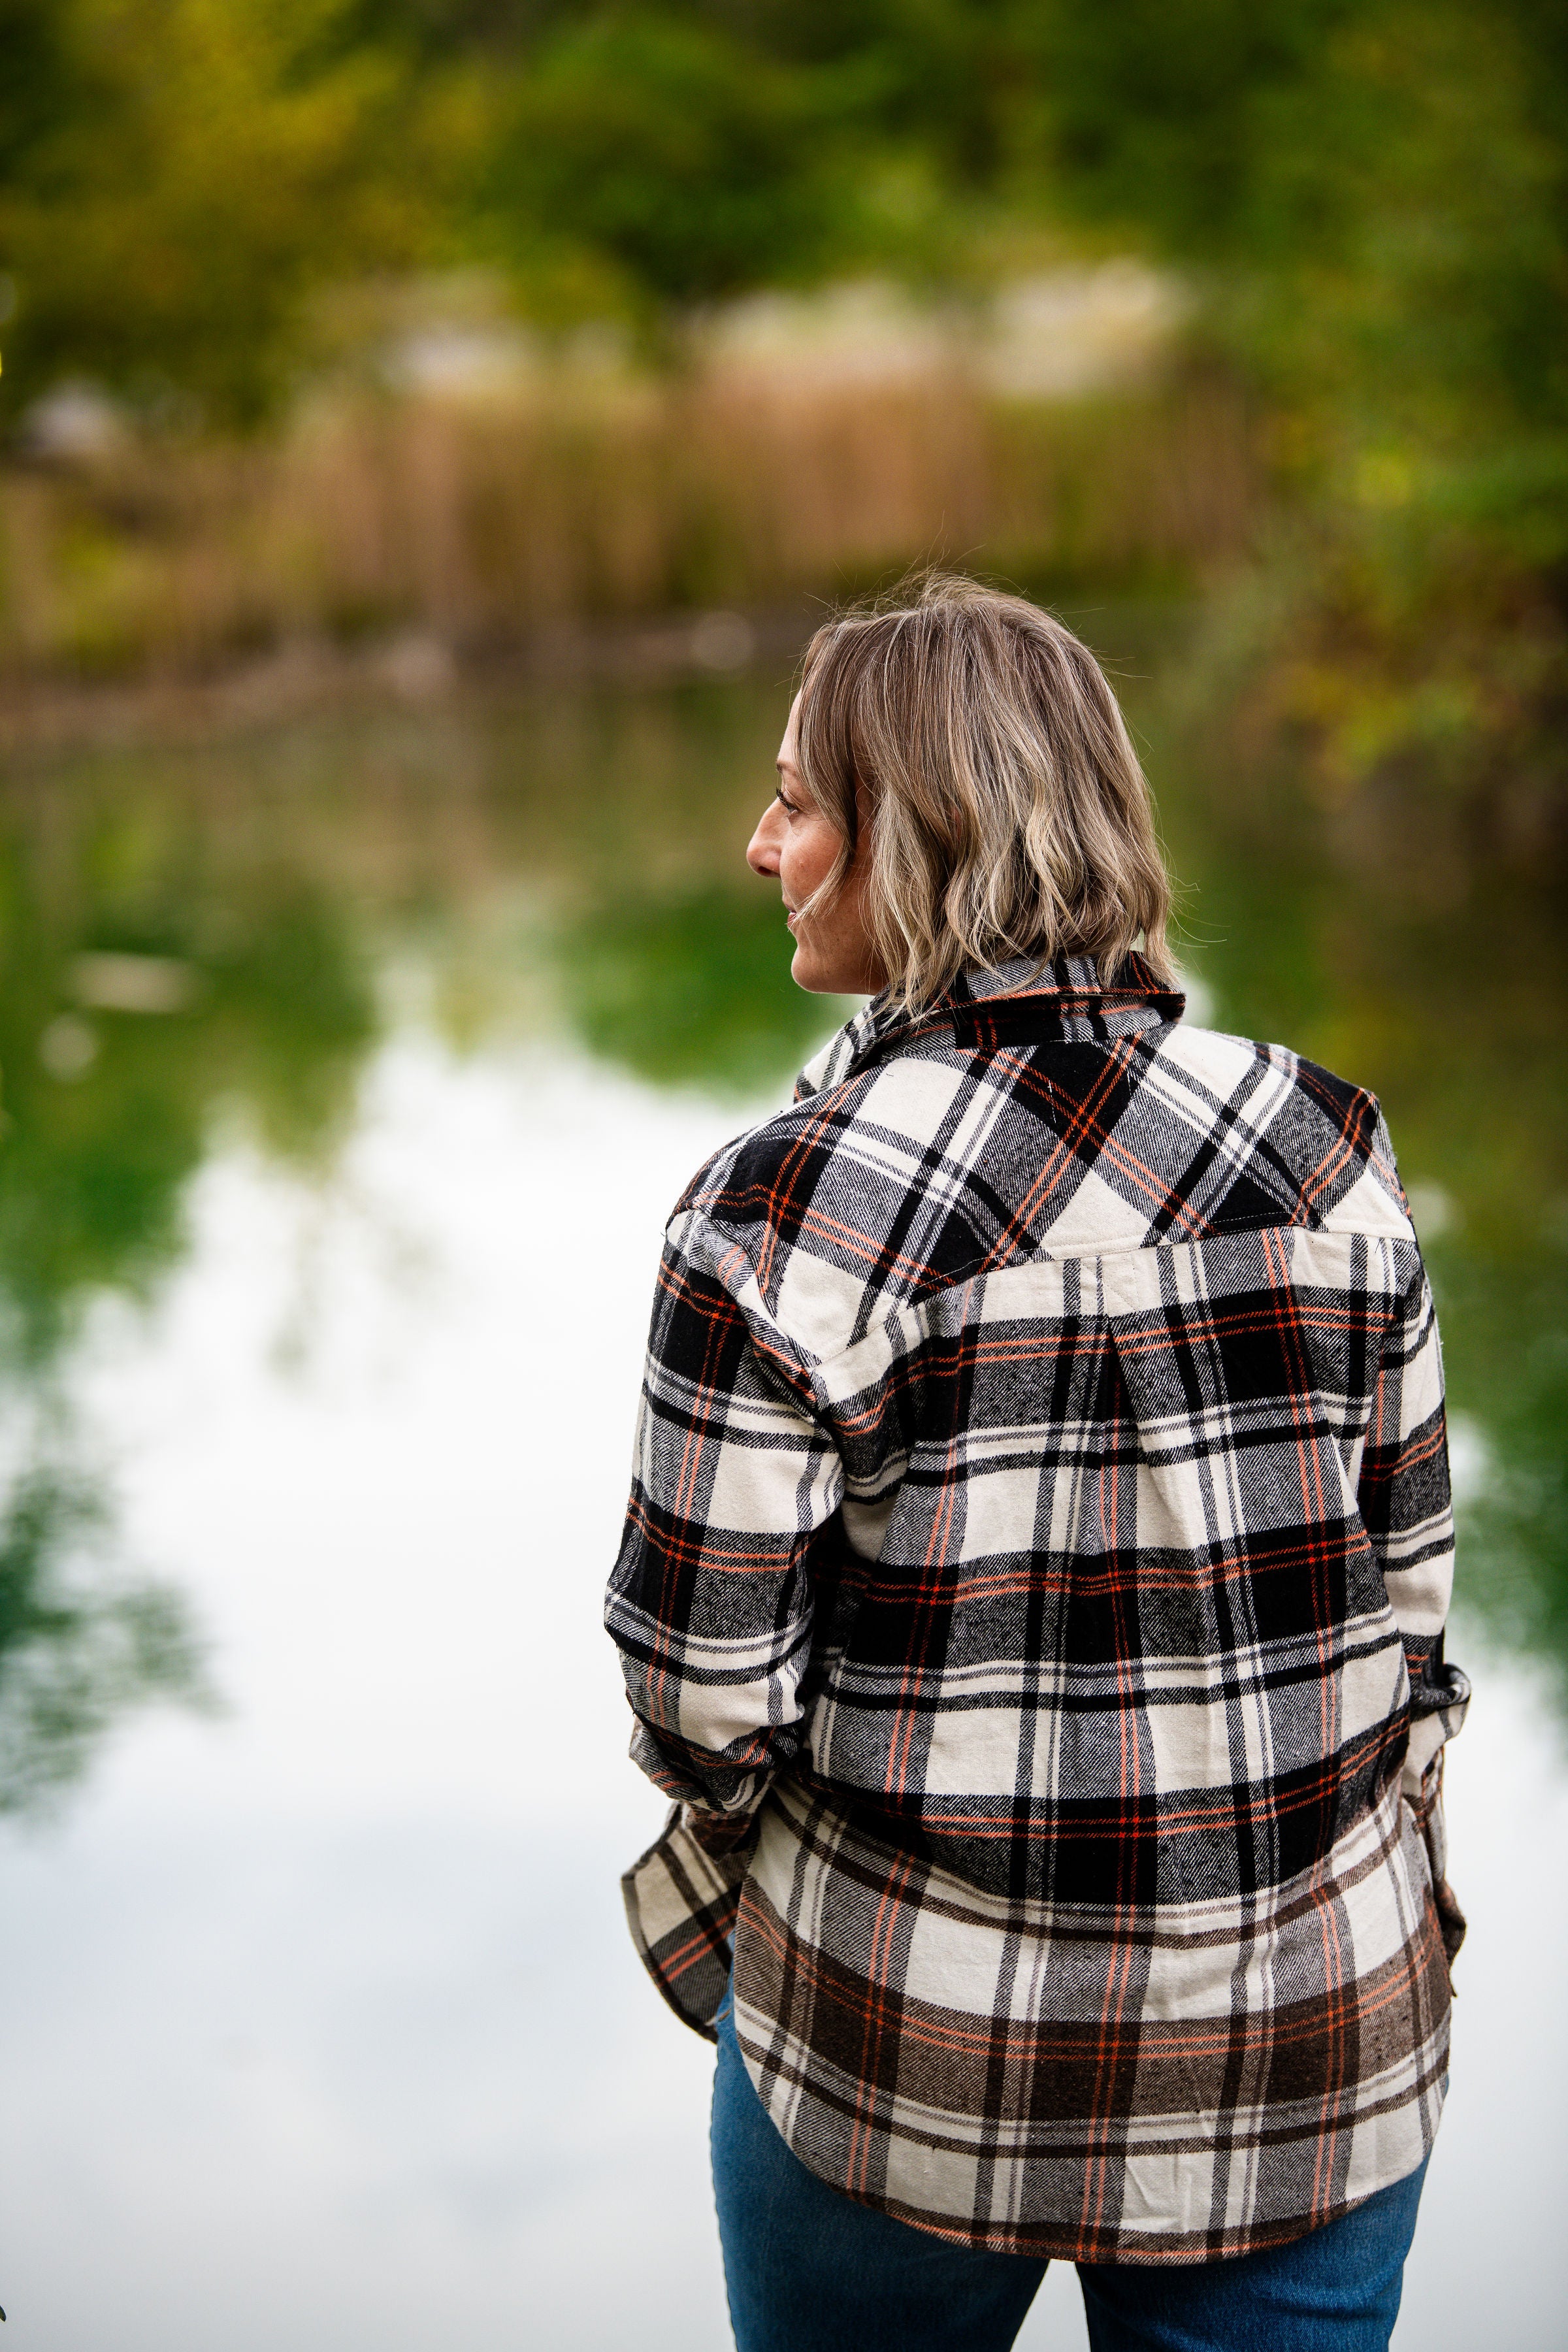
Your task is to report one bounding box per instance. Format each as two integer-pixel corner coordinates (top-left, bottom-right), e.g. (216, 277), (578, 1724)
(621, 1803), (757, 2040)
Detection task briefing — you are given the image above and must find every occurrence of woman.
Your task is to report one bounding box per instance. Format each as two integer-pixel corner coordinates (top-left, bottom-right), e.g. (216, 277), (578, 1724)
(605, 576), (1467, 2352)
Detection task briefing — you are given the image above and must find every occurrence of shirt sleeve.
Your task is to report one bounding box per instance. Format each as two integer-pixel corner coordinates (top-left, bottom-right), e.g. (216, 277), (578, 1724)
(1356, 1242), (1471, 1951)
(605, 1206), (845, 1818)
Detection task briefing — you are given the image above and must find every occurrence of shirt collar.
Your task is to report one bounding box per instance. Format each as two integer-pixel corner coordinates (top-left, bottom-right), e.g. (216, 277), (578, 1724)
(796, 953), (1184, 1099)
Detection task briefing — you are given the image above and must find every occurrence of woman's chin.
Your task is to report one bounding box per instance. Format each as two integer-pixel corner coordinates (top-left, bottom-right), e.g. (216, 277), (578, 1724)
(791, 943), (883, 996)
(789, 949), (849, 995)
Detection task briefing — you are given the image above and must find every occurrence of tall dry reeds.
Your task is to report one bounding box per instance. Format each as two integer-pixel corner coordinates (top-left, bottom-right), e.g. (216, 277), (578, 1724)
(0, 344), (1256, 682)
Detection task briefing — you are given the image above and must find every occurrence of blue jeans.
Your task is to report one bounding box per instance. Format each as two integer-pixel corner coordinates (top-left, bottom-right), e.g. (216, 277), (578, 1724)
(711, 1994), (1427, 2352)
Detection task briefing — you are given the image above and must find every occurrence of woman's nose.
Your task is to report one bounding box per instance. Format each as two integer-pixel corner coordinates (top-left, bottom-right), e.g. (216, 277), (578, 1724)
(747, 805), (782, 877)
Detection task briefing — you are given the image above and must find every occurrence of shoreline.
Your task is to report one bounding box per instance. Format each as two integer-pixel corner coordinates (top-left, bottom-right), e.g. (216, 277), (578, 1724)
(0, 608), (826, 763)
(0, 591), (1199, 764)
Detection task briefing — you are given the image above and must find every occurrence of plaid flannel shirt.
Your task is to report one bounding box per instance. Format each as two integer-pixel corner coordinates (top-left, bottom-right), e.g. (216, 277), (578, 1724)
(606, 955), (1468, 2264)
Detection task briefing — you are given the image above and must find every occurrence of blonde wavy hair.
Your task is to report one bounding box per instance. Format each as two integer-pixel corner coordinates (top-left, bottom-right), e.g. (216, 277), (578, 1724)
(794, 574), (1175, 1011)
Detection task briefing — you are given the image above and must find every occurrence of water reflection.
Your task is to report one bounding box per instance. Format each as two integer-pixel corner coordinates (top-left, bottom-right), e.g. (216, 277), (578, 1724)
(0, 851), (376, 1356)
(0, 645), (1563, 1823)
(0, 653), (1561, 2352)
(562, 883), (845, 1095)
(0, 1457), (207, 1811)
(0, 778), (384, 1799)
(1145, 719), (1568, 1691)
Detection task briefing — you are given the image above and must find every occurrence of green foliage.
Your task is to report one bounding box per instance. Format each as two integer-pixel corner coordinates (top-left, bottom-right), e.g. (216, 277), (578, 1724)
(1440, 1250), (1568, 1678)
(0, 1460), (209, 1812)
(563, 882), (843, 1094)
(1028, 1), (1363, 255)
(4, 1), (1564, 444)
(1139, 656), (1568, 1689)
(1021, 5), (1567, 506)
(0, 0), (438, 423)
(0, 0), (75, 184)
(0, 0), (1563, 819)
(0, 785), (380, 1361)
(0, 736), (393, 1814)
(483, 15), (850, 302)
(1028, 1), (1568, 815)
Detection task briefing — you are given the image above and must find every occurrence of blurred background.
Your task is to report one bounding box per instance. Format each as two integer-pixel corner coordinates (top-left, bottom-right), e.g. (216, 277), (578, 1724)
(0, 5), (1563, 2347)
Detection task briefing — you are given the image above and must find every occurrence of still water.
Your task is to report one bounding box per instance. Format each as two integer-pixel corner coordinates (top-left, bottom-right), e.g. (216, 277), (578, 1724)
(0, 646), (1563, 2349)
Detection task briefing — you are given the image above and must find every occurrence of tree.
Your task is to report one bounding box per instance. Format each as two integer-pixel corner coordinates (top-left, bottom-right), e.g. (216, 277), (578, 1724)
(0, 0), (434, 423)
